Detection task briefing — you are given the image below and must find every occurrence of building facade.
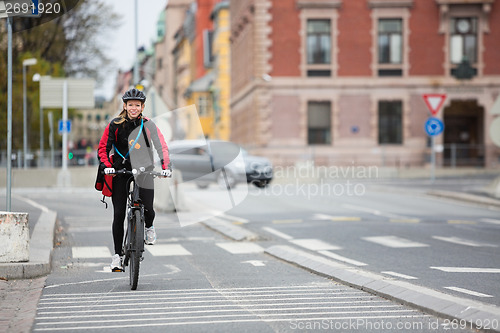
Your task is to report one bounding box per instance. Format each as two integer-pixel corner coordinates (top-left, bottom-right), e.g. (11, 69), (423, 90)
(230, 0), (500, 168)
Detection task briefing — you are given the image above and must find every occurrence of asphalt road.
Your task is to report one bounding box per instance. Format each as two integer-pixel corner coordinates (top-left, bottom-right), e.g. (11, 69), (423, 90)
(3, 175), (498, 332)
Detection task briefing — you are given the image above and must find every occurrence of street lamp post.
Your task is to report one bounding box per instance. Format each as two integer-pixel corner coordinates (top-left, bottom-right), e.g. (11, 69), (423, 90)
(22, 58), (37, 169)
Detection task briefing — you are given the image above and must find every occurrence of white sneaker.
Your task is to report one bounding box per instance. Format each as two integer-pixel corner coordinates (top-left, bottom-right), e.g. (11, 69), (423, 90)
(110, 254), (123, 272)
(145, 226), (156, 245)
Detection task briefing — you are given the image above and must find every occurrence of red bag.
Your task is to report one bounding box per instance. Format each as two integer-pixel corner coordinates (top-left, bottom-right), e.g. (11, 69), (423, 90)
(95, 156), (113, 199)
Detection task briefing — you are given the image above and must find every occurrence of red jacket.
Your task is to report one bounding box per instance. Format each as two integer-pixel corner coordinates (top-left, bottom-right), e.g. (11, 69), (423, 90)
(98, 115), (170, 170)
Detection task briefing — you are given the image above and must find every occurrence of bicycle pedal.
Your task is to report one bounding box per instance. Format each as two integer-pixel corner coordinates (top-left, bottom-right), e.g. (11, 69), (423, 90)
(112, 267), (124, 272)
(140, 257), (144, 262)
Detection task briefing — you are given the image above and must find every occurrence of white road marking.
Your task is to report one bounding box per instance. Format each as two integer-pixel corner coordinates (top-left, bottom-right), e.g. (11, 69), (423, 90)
(362, 236), (429, 248)
(216, 242), (264, 254)
(72, 246), (112, 259)
(481, 218), (500, 225)
(164, 264), (182, 275)
(262, 227), (294, 240)
(145, 244), (192, 256)
(444, 287), (493, 298)
(342, 204), (414, 220)
(242, 260), (266, 267)
(381, 271), (418, 280)
(318, 251), (367, 266)
(432, 236), (498, 247)
(312, 214), (361, 221)
(431, 267), (500, 273)
(290, 239), (341, 251)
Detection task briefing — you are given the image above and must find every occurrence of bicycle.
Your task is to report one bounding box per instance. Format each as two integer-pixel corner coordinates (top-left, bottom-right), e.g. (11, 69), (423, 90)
(112, 167), (167, 290)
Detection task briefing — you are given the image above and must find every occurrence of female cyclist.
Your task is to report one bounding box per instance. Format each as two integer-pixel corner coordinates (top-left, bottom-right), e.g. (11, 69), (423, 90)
(98, 88), (171, 271)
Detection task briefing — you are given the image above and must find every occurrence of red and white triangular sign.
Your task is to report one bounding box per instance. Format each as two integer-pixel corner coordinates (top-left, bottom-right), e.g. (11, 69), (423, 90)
(423, 94), (446, 116)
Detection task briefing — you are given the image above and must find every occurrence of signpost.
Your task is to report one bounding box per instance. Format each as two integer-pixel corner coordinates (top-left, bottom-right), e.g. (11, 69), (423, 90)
(423, 94), (446, 183)
(39, 77), (95, 186)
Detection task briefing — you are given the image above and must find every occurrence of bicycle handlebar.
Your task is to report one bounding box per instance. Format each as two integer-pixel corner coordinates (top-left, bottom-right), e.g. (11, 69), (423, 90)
(106, 167), (171, 178)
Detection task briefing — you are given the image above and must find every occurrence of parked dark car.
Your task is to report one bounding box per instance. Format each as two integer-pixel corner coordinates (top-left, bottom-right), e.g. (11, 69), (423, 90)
(168, 140), (273, 189)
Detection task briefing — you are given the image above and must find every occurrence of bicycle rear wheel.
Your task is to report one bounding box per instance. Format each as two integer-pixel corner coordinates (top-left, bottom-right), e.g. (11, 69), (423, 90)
(129, 210), (143, 290)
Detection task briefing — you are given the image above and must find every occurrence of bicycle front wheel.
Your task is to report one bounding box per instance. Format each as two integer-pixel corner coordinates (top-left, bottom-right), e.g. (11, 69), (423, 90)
(129, 210), (143, 290)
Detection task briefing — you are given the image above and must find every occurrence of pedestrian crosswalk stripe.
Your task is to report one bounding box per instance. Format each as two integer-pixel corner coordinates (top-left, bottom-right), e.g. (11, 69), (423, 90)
(291, 239), (341, 251)
(362, 236), (428, 248)
(72, 246), (111, 259)
(145, 244), (192, 256)
(444, 287), (493, 298)
(216, 242), (264, 254)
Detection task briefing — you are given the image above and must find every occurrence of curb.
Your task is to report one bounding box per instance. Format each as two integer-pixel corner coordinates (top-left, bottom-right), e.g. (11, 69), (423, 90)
(427, 190), (500, 209)
(203, 217), (258, 241)
(0, 209), (57, 279)
(265, 245), (500, 332)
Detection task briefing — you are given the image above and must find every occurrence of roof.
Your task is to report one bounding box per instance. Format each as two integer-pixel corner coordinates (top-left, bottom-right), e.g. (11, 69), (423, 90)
(184, 71), (216, 97)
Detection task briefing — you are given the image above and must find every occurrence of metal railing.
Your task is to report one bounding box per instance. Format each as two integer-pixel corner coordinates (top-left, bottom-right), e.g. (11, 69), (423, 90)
(0, 149), (99, 168)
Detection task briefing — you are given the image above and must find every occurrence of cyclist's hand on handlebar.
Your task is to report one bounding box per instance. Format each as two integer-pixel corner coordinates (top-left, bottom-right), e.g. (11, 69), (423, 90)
(104, 167), (115, 175)
(160, 169), (172, 178)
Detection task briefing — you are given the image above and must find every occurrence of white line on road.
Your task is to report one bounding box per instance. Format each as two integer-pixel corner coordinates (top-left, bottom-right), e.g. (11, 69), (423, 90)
(381, 271), (418, 280)
(290, 239), (342, 251)
(318, 251), (367, 266)
(431, 267), (500, 273)
(242, 260), (266, 266)
(432, 236), (498, 247)
(481, 218), (500, 225)
(216, 242), (264, 254)
(444, 287), (493, 298)
(33, 314), (426, 331)
(342, 204), (415, 220)
(72, 246), (111, 259)
(145, 244), (192, 256)
(262, 227), (294, 240)
(362, 236), (429, 248)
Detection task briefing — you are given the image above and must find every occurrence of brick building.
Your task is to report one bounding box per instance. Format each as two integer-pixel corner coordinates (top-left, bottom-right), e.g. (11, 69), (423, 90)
(229, 0), (500, 168)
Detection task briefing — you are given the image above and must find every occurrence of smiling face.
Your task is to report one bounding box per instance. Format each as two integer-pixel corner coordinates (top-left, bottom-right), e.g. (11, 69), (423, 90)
(124, 100), (144, 120)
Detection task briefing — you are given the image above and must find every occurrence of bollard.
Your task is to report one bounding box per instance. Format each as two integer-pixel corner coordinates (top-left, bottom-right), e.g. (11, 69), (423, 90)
(0, 212), (29, 262)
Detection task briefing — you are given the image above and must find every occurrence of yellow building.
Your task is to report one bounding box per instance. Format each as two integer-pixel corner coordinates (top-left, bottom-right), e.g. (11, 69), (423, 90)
(211, 1), (230, 140)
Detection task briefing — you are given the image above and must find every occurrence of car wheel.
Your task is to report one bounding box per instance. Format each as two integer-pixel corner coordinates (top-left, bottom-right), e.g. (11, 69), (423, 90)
(252, 180), (269, 188)
(218, 169), (236, 189)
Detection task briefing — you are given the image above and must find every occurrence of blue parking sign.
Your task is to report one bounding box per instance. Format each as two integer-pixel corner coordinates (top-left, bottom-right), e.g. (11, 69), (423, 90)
(58, 120), (71, 134)
(425, 117), (444, 136)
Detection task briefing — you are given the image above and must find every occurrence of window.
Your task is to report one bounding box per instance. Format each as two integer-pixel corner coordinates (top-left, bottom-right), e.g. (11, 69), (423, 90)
(307, 101), (331, 145)
(378, 19), (402, 64)
(198, 95), (211, 117)
(203, 29), (214, 68)
(307, 20), (331, 65)
(378, 101), (402, 144)
(450, 17), (477, 64)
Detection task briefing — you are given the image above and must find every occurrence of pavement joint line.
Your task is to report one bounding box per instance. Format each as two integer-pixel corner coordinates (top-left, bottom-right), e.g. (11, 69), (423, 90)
(264, 244), (500, 333)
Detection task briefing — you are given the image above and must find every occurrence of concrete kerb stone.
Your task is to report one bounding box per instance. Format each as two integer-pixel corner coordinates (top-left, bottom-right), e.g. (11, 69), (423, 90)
(203, 218), (258, 242)
(265, 245), (500, 332)
(0, 209), (57, 279)
(427, 190), (500, 208)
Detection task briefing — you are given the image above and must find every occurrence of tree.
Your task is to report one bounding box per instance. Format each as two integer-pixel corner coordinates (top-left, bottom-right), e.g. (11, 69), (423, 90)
(0, 0), (120, 152)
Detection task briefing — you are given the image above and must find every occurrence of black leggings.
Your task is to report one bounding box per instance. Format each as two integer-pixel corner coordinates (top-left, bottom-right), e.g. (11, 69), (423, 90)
(111, 174), (155, 255)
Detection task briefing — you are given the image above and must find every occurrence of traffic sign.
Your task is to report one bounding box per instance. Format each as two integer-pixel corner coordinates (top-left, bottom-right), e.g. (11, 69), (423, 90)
(58, 120), (71, 134)
(423, 94), (446, 116)
(425, 117), (444, 136)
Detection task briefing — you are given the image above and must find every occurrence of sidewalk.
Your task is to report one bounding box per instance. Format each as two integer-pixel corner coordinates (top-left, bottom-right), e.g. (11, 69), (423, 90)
(0, 199), (57, 333)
